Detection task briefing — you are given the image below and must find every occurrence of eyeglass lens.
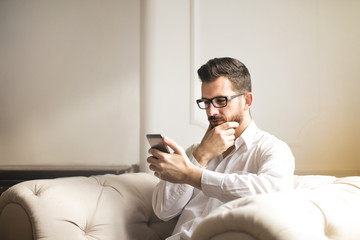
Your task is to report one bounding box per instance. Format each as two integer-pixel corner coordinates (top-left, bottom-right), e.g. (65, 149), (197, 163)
(198, 97), (227, 109)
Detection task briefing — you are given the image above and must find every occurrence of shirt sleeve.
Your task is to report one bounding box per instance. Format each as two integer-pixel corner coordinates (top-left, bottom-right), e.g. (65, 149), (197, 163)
(152, 144), (200, 221)
(201, 140), (295, 202)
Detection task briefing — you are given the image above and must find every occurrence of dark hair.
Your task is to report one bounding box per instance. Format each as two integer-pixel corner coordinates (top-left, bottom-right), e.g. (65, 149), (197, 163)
(197, 57), (252, 93)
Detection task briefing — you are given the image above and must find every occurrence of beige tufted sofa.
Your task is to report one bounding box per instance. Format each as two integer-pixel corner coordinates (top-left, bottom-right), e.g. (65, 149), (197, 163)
(0, 173), (360, 240)
(0, 173), (177, 240)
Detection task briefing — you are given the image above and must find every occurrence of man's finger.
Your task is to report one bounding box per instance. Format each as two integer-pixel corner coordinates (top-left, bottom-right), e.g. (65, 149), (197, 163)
(147, 155), (159, 164)
(225, 121), (239, 129)
(217, 121), (239, 130)
(223, 127), (236, 136)
(226, 133), (236, 141)
(163, 136), (185, 155)
(148, 148), (168, 161)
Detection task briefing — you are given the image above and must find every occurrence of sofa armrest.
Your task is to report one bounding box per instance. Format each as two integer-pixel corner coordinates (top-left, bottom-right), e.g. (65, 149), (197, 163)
(190, 177), (360, 240)
(0, 172), (177, 240)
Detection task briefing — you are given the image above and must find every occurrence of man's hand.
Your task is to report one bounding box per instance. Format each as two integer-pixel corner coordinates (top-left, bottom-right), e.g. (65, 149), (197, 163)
(193, 121), (239, 166)
(147, 136), (202, 189)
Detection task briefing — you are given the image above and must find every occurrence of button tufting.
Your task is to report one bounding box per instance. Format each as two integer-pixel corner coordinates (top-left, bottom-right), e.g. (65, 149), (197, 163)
(32, 184), (42, 196)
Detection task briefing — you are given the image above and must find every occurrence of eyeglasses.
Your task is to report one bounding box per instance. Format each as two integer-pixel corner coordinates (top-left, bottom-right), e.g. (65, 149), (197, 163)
(196, 93), (246, 109)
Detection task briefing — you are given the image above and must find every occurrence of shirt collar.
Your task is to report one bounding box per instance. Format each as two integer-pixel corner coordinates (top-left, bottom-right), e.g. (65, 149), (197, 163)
(235, 121), (257, 151)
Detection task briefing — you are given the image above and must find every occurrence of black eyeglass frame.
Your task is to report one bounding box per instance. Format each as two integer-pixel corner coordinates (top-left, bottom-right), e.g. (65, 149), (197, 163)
(196, 93), (246, 109)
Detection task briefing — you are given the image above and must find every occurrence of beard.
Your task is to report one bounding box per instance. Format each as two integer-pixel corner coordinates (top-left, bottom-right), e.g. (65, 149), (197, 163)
(208, 112), (243, 128)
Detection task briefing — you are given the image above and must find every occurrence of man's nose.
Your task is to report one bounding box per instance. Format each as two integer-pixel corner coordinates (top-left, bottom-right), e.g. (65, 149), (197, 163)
(207, 103), (219, 116)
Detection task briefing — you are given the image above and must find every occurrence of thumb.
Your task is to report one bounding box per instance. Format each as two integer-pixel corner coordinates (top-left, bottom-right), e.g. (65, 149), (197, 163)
(163, 136), (185, 155)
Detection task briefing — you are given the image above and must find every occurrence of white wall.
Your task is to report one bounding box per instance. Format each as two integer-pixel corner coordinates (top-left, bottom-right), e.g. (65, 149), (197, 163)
(1, 0), (359, 176)
(140, 0), (360, 176)
(191, 0), (360, 175)
(0, 0), (140, 166)
(140, 0), (205, 171)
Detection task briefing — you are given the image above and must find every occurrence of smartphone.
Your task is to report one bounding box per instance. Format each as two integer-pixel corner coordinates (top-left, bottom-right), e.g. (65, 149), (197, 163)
(146, 134), (170, 153)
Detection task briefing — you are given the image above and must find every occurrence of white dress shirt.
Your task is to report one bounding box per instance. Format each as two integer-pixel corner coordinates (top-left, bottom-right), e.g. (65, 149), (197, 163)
(152, 121), (295, 240)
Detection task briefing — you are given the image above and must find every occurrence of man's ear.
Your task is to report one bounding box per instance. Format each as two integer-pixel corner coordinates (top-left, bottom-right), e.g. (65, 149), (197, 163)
(244, 93), (253, 110)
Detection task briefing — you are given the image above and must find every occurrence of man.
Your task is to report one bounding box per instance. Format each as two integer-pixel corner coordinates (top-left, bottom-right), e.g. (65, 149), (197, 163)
(147, 57), (295, 240)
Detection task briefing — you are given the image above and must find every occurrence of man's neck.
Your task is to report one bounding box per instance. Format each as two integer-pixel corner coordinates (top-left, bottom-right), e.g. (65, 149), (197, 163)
(234, 116), (252, 139)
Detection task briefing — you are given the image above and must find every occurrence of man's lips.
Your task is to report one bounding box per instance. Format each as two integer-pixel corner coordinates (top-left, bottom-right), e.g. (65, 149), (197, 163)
(210, 119), (225, 125)
(208, 116), (226, 126)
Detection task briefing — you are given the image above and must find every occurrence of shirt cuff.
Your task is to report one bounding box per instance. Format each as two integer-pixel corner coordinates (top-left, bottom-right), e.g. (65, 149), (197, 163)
(201, 169), (224, 199)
